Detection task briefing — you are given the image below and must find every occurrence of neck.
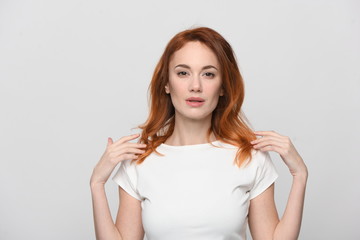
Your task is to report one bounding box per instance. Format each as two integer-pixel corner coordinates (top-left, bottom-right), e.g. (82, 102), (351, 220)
(165, 114), (216, 146)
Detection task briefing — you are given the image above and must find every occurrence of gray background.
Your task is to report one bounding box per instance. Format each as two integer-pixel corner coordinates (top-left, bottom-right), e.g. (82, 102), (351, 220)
(1, 0), (359, 239)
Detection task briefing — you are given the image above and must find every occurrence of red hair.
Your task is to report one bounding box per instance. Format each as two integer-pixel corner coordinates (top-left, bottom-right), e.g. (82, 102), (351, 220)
(134, 27), (256, 167)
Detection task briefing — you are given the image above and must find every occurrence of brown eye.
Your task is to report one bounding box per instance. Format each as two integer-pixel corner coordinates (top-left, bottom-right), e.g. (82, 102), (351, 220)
(177, 71), (187, 76)
(204, 72), (215, 77)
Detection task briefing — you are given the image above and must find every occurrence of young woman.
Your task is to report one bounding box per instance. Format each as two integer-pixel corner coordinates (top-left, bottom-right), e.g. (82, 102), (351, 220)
(90, 27), (308, 240)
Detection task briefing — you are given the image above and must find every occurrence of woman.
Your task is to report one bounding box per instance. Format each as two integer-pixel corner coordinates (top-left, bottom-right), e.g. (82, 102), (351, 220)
(90, 27), (308, 240)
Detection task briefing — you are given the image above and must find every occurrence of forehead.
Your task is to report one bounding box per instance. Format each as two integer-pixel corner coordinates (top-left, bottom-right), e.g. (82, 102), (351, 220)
(170, 41), (219, 67)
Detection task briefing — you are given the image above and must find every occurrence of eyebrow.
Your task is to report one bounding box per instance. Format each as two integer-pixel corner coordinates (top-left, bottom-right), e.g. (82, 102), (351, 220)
(174, 64), (218, 71)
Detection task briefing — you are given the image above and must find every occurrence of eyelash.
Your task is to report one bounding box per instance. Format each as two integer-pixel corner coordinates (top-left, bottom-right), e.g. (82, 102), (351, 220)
(177, 71), (188, 76)
(204, 72), (215, 77)
(177, 71), (215, 77)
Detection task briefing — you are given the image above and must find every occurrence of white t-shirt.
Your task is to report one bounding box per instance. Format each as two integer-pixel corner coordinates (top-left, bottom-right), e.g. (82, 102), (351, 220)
(112, 140), (278, 240)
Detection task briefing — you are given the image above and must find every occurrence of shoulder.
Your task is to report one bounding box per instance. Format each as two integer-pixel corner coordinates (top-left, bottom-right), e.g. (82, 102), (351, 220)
(244, 149), (273, 169)
(215, 140), (240, 150)
(118, 159), (139, 174)
(121, 159), (137, 167)
(251, 149), (270, 162)
(217, 140), (270, 163)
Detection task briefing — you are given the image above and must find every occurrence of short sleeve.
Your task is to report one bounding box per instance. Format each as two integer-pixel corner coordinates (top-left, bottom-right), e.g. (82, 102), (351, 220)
(249, 151), (278, 200)
(112, 159), (142, 201)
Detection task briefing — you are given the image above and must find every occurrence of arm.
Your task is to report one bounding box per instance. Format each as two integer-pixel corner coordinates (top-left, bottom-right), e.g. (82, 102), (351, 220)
(273, 172), (307, 239)
(249, 131), (308, 240)
(115, 186), (144, 240)
(90, 134), (146, 240)
(91, 183), (122, 240)
(90, 184), (144, 240)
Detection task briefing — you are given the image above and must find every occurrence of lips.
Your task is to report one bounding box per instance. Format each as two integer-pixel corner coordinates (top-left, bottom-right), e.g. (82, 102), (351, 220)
(186, 97), (205, 107)
(186, 97), (205, 102)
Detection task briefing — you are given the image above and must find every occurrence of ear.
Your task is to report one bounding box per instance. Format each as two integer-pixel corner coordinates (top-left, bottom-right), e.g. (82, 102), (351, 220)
(165, 83), (170, 94)
(219, 87), (224, 96)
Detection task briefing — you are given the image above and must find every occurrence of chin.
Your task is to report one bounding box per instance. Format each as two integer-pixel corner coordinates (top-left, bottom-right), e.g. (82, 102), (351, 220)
(181, 112), (213, 122)
(174, 106), (216, 122)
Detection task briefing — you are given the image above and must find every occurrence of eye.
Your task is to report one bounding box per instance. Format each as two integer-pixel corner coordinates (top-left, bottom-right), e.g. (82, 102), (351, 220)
(204, 72), (215, 78)
(177, 71), (188, 76)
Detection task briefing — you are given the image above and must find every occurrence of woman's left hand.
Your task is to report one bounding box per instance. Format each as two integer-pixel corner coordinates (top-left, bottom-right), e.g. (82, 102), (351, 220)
(251, 131), (308, 177)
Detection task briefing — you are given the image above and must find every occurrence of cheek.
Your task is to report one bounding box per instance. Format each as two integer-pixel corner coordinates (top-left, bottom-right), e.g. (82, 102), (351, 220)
(209, 85), (223, 106)
(168, 80), (186, 97)
(167, 84), (184, 107)
(209, 83), (223, 98)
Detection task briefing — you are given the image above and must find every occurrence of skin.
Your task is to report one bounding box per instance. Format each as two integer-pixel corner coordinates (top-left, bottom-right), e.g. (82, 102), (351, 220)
(90, 41), (308, 240)
(91, 134), (146, 240)
(249, 131), (308, 240)
(164, 41), (224, 145)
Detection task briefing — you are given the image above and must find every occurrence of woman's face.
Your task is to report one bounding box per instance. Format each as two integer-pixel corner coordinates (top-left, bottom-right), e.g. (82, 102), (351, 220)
(165, 41), (223, 122)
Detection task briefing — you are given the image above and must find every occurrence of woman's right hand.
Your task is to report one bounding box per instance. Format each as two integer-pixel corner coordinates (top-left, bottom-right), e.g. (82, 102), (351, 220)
(90, 134), (146, 187)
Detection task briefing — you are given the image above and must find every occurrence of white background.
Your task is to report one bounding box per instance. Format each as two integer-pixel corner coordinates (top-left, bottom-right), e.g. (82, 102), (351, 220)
(1, 0), (359, 239)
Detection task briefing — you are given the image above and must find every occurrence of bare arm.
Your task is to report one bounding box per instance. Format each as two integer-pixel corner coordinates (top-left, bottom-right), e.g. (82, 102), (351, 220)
(249, 174), (307, 240)
(91, 183), (122, 240)
(250, 131), (308, 240)
(90, 134), (146, 240)
(273, 173), (307, 239)
(115, 187), (144, 240)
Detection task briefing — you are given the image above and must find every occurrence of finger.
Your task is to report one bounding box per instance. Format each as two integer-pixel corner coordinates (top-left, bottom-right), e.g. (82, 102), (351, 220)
(108, 151), (141, 164)
(251, 136), (284, 145)
(254, 131), (282, 137)
(107, 137), (114, 147)
(118, 154), (139, 161)
(256, 145), (282, 153)
(112, 142), (147, 152)
(122, 147), (146, 155)
(252, 140), (285, 150)
(125, 142), (147, 148)
(114, 134), (141, 146)
(252, 135), (285, 148)
(111, 147), (146, 157)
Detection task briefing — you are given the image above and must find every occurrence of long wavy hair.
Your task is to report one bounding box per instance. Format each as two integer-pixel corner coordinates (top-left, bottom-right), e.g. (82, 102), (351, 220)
(135, 27), (256, 167)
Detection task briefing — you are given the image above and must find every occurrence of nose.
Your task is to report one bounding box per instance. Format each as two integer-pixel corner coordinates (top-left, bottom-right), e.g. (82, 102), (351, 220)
(189, 75), (202, 93)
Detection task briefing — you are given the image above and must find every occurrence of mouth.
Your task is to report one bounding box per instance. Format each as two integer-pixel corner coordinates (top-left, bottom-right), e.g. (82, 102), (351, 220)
(185, 97), (205, 107)
(186, 97), (205, 102)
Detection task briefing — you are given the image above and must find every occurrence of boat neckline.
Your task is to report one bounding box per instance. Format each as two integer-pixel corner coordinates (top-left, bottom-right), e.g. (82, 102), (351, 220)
(159, 140), (221, 149)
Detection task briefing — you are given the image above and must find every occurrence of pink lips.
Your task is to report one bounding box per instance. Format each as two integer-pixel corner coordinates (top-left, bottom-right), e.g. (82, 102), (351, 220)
(186, 97), (205, 107)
